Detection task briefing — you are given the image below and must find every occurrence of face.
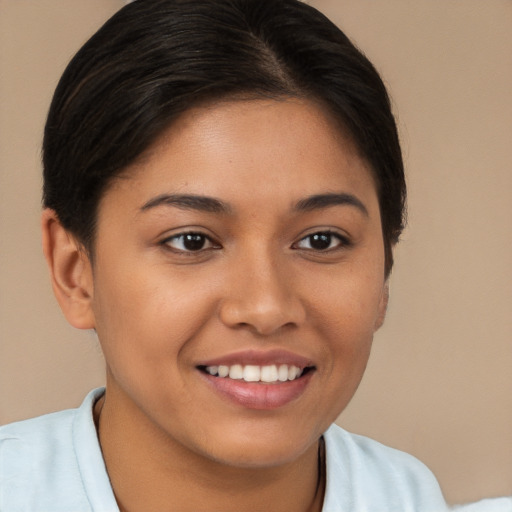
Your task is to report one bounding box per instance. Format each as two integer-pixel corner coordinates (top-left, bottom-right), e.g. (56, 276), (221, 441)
(88, 99), (387, 468)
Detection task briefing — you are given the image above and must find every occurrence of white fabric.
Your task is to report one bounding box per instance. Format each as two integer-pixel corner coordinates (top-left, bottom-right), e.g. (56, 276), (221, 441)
(321, 423), (449, 512)
(452, 499), (512, 512)
(0, 387), (459, 511)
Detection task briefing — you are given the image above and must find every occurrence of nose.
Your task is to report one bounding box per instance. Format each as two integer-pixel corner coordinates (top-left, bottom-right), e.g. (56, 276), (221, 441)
(218, 250), (306, 336)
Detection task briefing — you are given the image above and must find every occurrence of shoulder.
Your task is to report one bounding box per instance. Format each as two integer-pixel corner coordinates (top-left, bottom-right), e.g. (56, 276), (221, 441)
(452, 498), (512, 512)
(0, 406), (78, 482)
(1, 405), (76, 448)
(322, 424), (450, 512)
(0, 388), (114, 512)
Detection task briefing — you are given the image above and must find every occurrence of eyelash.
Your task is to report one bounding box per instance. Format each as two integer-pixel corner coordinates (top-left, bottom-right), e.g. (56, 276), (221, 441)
(161, 232), (220, 253)
(293, 231), (350, 252)
(161, 230), (350, 255)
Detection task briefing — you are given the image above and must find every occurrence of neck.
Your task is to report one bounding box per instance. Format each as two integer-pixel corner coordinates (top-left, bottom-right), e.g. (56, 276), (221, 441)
(94, 384), (325, 512)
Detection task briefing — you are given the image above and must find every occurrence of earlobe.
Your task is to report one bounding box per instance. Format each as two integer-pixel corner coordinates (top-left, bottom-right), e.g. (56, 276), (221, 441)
(41, 209), (96, 330)
(374, 282), (389, 331)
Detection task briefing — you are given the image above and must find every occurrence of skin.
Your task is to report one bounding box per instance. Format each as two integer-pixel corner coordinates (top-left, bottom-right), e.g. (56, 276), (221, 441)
(42, 98), (388, 512)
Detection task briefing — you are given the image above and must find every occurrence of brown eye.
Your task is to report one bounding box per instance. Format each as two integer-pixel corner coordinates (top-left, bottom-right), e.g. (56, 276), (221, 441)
(164, 233), (216, 252)
(295, 232), (346, 251)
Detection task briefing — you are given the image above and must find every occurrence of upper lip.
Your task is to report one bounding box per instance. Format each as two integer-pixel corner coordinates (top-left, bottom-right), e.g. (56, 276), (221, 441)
(196, 349), (315, 369)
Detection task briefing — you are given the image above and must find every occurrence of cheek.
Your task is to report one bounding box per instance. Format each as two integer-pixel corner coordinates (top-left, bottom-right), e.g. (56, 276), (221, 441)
(303, 263), (385, 386)
(301, 277), (380, 428)
(307, 267), (385, 337)
(90, 260), (214, 373)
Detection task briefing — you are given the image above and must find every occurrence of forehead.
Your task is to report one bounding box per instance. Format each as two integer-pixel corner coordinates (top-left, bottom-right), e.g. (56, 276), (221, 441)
(106, 98), (379, 217)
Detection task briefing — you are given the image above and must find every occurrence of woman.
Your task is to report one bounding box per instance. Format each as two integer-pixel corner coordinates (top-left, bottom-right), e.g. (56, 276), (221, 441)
(0, 1), (450, 510)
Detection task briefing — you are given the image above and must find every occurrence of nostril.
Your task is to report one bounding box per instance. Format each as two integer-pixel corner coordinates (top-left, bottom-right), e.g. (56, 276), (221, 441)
(218, 298), (305, 336)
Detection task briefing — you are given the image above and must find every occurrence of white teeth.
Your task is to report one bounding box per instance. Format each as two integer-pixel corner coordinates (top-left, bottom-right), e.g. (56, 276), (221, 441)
(204, 364), (305, 383)
(243, 365), (261, 382)
(206, 365), (218, 376)
(261, 365), (278, 382)
(218, 365), (229, 377)
(228, 364), (243, 379)
(278, 364), (288, 382)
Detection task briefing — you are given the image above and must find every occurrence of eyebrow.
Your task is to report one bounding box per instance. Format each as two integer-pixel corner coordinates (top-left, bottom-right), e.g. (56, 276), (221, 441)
(140, 194), (232, 214)
(140, 191), (368, 216)
(294, 193), (368, 216)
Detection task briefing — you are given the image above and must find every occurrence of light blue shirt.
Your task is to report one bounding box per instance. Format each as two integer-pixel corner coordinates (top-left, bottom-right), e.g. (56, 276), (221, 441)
(0, 387), (496, 512)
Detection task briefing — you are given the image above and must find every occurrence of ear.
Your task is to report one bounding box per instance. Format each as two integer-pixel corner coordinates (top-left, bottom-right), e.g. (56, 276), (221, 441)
(41, 209), (95, 330)
(374, 281), (389, 331)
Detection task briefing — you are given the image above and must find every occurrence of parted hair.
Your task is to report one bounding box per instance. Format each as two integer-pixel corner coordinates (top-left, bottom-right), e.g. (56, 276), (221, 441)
(43, 0), (406, 274)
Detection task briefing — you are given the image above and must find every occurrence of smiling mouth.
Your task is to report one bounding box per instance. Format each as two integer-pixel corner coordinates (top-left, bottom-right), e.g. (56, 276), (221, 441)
(197, 364), (315, 383)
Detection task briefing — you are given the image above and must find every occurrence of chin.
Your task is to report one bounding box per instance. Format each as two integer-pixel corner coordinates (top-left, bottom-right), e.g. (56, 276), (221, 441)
(193, 423), (320, 469)
(206, 444), (309, 469)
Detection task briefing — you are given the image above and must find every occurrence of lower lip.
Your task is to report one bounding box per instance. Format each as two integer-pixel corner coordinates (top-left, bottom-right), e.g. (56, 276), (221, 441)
(199, 370), (313, 410)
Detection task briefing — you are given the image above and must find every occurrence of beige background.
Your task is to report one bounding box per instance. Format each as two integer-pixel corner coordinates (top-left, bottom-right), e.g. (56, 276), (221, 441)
(0, 0), (511, 505)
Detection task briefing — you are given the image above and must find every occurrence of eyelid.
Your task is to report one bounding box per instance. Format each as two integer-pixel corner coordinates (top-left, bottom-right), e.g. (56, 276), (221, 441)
(160, 230), (221, 253)
(158, 227), (351, 256)
(292, 229), (351, 251)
